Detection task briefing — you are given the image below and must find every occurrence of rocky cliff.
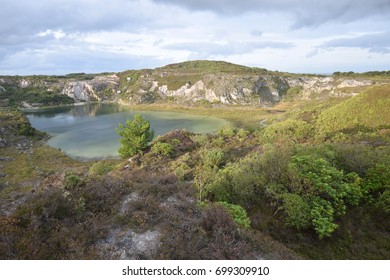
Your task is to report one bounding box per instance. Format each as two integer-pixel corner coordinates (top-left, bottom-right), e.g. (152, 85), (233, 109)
(1, 61), (389, 107)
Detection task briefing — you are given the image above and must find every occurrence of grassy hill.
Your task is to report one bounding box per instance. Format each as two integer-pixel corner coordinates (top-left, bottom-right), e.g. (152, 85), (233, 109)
(157, 60), (269, 75)
(316, 85), (390, 139)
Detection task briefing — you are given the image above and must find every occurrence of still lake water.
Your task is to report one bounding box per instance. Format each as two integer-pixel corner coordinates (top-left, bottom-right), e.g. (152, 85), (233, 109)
(25, 103), (228, 160)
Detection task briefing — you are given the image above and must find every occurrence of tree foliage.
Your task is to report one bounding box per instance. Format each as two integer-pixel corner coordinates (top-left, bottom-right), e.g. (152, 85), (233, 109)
(116, 114), (154, 158)
(285, 155), (363, 238)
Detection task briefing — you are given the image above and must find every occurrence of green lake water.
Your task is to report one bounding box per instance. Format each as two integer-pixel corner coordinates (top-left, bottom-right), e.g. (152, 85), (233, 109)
(25, 103), (228, 160)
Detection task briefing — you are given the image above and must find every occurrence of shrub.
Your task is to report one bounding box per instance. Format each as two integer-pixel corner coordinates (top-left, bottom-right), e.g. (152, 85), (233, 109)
(202, 204), (237, 233)
(216, 201), (251, 228)
(310, 198), (338, 239)
(205, 154), (262, 205)
(285, 155), (363, 238)
(364, 163), (390, 211)
(281, 193), (311, 230)
(151, 142), (174, 157)
(236, 128), (250, 139)
(175, 163), (190, 181)
(18, 123), (35, 136)
(211, 136), (225, 147)
(201, 148), (225, 168)
(376, 190), (390, 214)
(333, 144), (377, 176)
(288, 155), (363, 209)
(218, 126), (236, 138)
(116, 114), (154, 158)
(365, 163), (390, 193)
(89, 161), (114, 176)
(190, 134), (210, 147)
(64, 174), (83, 189)
(262, 119), (312, 144)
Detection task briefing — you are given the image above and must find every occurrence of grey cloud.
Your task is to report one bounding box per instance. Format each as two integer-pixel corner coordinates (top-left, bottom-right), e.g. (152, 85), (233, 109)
(0, 45), (163, 75)
(320, 32), (390, 54)
(0, 0), (159, 73)
(152, 0), (390, 28)
(163, 40), (294, 56)
(0, 0), (148, 40)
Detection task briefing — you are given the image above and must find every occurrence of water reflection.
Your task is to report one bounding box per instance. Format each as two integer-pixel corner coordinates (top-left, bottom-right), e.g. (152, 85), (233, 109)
(25, 103), (228, 160)
(24, 103), (126, 118)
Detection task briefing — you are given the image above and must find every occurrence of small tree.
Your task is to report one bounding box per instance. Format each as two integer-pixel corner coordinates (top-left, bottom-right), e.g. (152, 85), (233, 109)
(116, 114), (154, 158)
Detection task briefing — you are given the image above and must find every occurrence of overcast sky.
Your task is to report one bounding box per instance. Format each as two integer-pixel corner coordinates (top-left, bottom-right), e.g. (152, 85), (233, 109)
(1, 0), (390, 75)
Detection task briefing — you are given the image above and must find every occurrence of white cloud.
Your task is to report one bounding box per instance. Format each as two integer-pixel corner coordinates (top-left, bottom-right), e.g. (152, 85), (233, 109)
(36, 29), (67, 39)
(0, 0), (389, 74)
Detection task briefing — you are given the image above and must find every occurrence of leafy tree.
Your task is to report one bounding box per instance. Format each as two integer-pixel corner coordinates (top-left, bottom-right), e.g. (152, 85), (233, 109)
(116, 114), (154, 158)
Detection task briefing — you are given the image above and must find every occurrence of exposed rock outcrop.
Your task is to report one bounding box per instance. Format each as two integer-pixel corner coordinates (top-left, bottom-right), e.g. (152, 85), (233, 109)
(60, 74), (119, 102)
(0, 61), (388, 106)
(128, 74), (375, 105)
(61, 81), (99, 101)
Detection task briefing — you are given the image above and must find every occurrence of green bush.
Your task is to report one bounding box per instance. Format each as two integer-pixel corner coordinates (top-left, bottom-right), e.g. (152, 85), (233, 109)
(285, 155), (363, 238)
(282, 193), (311, 230)
(218, 126), (236, 138)
(365, 163), (390, 193)
(89, 161), (114, 176)
(288, 155), (363, 208)
(216, 201), (251, 228)
(175, 163), (188, 181)
(376, 190), (390, 214)
(310, 198), (338, 239)
(18, 123), (35, 136)
(364, 163), (390, 212)
(195, 148), (226, 201)
(236, 128), (250, 139)
(151, 142), (174, 157)
(64, 174), (83, 189)
(201, 148), (225, 168)
(116, 114), (154, 158)
(262, 119), (312, 144)
(205, 154), (262, 205)
(190, 134), (210, 147)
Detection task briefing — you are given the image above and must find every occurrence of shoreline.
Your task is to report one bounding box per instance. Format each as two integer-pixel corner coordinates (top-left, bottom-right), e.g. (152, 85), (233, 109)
(10, 99), (288, 129)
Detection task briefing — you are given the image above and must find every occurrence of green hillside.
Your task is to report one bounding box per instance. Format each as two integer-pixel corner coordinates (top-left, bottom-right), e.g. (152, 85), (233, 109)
(157, 60), (268, 74)
(316, 85), (390, 139)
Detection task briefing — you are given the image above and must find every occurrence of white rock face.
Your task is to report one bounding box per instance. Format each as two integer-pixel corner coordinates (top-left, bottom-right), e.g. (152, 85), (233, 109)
(149, 81), (159, 92)
(205, 89), (218, 102)
(19, 79), (30, 88)
(338, 79), (372, 88)
(2, 68), (384, 106)
(60, 75), (119, 101)
(159, 80), (211, 102)
(61, 81), (101, 101)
